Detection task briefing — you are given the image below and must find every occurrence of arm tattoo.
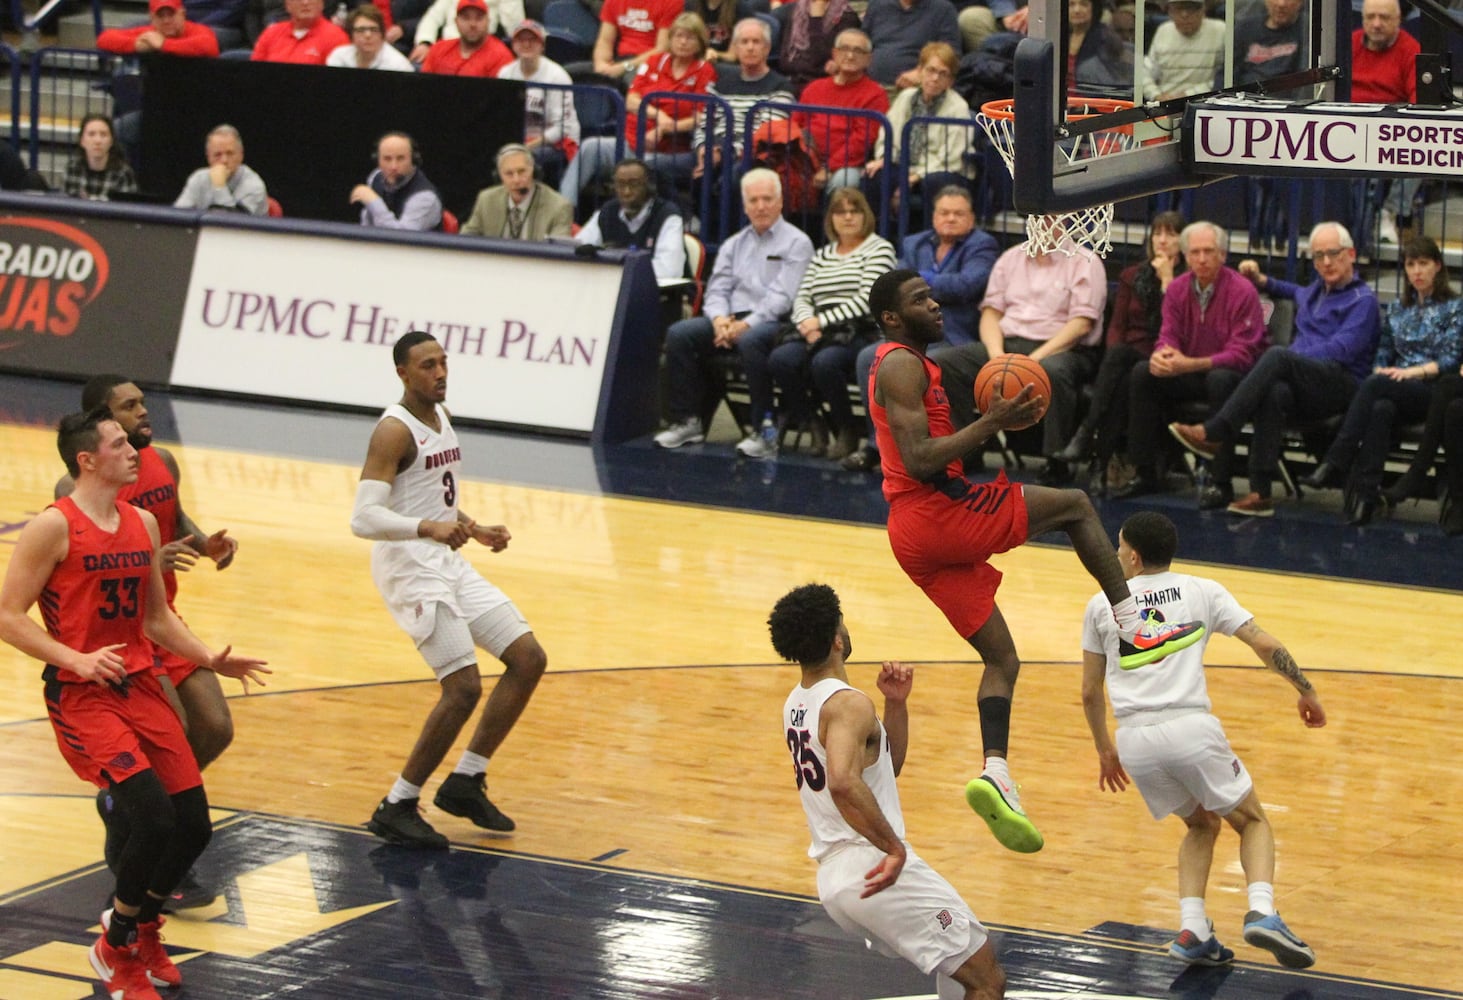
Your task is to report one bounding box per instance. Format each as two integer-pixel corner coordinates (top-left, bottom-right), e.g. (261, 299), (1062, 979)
(1272, 646), (1312, 691)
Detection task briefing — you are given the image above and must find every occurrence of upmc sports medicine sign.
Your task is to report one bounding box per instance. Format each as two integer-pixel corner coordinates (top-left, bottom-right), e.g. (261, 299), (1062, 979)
(0, 213), (195, 382)
(172, 228), (626, 433)
(1184, 98), (1463, 178)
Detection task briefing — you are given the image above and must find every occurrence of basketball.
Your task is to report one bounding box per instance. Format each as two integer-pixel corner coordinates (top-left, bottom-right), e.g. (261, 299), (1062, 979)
(973, 354), (1052, 430)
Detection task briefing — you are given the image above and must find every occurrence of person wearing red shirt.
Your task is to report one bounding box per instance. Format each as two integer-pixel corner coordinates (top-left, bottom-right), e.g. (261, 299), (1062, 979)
(862, 268), (1206, 857)
(1350, 0), (1421, 245)
(252, 0), (350, 63)
(420, 0), (513, 76)
(96, 0), (221, 57)
(797, 28), (889, 197)
(591, 0), (682, 85)
(0, 409), (267, 1000)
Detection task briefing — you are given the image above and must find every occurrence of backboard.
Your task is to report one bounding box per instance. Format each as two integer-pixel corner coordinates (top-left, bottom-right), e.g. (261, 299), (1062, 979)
(1007, 0), (1349, 212)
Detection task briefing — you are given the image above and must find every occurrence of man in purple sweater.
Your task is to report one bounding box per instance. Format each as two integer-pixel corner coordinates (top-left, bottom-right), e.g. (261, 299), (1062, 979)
(1116, 221), (1266, 499)
(1170, 221), (1381, 516)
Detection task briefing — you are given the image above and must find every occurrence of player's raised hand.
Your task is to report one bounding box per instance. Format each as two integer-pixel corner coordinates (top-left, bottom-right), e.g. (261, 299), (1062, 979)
(160, 536), (200, 573)
(876, 661), (912, 702)
(74, 643), (128, 686)
(860, 842), (906, 897)
(207, 645), (271, 693)
(986, 377), (1046, 430)
(202, 528), (238, 570)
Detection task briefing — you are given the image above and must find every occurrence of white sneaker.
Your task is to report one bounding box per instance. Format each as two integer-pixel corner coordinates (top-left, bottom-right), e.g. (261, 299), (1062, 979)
(653, 417), (704, 449)
(1378, 208), (1399, 244)
(736, 434), (777, 459)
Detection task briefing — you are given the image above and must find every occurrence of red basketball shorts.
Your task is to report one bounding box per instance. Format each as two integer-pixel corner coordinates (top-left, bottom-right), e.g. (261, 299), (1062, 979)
(886, 470), (1030, 639)
(44, 669), (202, 794)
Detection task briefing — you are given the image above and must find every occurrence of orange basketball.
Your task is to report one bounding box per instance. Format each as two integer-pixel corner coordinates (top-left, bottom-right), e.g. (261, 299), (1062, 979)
(973, 353), (1052, 431)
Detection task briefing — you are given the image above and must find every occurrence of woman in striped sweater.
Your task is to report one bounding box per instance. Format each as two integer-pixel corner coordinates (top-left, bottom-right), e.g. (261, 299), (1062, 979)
(739, 188), (896, 459)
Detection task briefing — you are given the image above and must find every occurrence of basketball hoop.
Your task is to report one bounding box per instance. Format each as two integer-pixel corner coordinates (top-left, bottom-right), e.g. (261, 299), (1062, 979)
(978, 97), (1137, 258)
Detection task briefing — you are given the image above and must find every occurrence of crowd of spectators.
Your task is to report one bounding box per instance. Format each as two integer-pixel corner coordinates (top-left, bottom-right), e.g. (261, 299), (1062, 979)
(29, 0), (1463, 534)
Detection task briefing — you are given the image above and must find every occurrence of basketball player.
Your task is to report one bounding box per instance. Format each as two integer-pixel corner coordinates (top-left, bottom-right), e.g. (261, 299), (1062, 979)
(866, 269), (1206, 855)
(0, 408), (268, 1000)
(352, 330), (547, 849)
(57, 374), (238, 908)
(1080, 511), (1321, 970)
(773, 583), (1006, 1000)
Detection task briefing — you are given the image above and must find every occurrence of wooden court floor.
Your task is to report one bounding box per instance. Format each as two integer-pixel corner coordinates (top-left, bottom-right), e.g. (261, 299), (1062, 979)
(2, 420), (1461, 996)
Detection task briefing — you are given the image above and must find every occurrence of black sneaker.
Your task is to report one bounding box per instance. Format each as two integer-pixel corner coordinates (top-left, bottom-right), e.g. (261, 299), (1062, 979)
(367, 797), (449, 850)
(163, 868), (217, 912)
(433, 773), (515, 833)
(95, 788), (129, 875)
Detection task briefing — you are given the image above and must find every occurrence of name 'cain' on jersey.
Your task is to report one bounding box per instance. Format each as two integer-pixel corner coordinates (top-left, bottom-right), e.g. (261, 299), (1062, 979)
(1082, 570), (1253, 723)
(783, 677), (905, 861)
(378, 403), (462, 527)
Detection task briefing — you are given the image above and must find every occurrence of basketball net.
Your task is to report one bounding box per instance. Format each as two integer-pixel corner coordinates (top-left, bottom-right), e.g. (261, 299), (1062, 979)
(978, 97), (1137, 258)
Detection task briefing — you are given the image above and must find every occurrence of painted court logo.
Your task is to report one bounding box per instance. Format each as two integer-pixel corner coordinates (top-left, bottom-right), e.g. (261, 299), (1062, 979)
(0, 218), (110, 347)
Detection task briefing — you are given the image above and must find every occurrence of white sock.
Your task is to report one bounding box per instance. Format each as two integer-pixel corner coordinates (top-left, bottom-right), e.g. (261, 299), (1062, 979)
(1112, 596), (1142, 635)
(386, 777), (421, 804)
(982, 756), (1011, 785)
(1247, 881), (1276, 916)
(1180, 896), (1209, 938)
(453, 751), (489, 777)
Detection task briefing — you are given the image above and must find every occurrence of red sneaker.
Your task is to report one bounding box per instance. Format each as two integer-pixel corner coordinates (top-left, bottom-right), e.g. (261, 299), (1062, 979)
(1226, 492), (1276, 518)
(102, 909), (182, 988)
(89, 935), (163, 1000)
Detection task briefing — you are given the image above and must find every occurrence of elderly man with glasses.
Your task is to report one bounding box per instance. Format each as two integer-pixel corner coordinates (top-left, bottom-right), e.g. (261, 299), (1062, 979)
(796, 28), (889, 197)
(1169, 222), (1381, 517)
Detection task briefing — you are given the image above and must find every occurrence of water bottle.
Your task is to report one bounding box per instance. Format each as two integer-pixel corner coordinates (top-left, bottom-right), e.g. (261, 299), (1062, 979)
(1194, 462), (1210, 501)
(759, 411), (778, 484)
(333, 1), (348, 24)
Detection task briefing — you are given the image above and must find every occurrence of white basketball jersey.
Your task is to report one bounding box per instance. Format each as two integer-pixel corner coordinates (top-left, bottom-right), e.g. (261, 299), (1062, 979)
(1082, 571), (1252, 724)
(378, 403), (462, 524)
(783, 677), (905, 861)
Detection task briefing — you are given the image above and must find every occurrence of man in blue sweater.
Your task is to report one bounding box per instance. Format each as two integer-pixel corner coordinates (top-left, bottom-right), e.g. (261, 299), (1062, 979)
(1169, 221), (1380, 516)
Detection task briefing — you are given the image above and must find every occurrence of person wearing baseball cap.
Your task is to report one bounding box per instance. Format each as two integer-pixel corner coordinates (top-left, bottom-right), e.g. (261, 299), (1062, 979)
(96, 0), (221, 57)
(495, 18), (581, 187)
(410, 0), (524, 65)
(419, 0), (513, 75)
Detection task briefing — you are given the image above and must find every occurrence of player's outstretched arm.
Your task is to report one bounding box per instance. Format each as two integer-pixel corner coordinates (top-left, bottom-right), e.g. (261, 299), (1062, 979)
(822, 689), (906, 897)
(1080, 650), (1129, 791)
(1234, 619), (1326, 728)
(0, 510), (128, 686)
(876, 661), (911, 776)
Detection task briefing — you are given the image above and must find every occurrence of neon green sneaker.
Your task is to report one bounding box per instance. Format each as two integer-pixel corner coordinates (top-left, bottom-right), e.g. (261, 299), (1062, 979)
(1118, 617), (1206, 669)
(964, 775), (1044, 854)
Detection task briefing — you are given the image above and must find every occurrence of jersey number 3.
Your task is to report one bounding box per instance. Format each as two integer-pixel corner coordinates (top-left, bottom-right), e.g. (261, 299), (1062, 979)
(97, 578), (140, 619)
(786, 728), (827, 791)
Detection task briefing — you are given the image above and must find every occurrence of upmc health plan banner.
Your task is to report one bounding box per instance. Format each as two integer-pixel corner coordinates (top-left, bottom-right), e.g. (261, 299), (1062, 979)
(171, 228), (626, 433)
(1186, 98), (1463, 179)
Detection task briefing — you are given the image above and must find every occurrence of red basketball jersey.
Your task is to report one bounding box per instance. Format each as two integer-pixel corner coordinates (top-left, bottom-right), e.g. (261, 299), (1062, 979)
(869, 342), (962, 504)
(41, 497), (156, 683)
(118, 446), (179, 606)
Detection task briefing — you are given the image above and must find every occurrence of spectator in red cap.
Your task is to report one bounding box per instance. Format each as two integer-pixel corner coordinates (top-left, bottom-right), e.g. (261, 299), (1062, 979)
(409, 0), (522, 65)
(252, 0), (349, 63)
(96, 0), (221, 56)
(419, 0), (512, 75)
